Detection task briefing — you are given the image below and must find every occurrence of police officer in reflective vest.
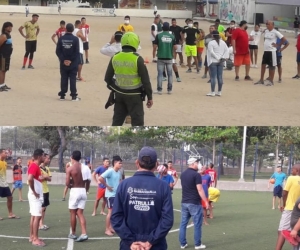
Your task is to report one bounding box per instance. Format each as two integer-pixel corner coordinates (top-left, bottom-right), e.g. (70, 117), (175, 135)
(104, 32), (153, 126)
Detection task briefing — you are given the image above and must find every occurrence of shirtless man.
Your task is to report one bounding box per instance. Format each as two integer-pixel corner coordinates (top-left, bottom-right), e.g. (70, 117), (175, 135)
(66, 150), (91, 242)
(62, 160), (72, 201)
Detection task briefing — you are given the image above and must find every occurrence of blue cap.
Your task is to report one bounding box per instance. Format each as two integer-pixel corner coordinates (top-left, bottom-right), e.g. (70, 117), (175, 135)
(139, 147), (157, 165)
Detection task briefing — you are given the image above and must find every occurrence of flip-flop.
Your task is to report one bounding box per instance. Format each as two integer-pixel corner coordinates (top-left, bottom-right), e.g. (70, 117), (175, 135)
(32, 241), (46, 247)
(281, 230), (299, 246)
(100, 212), (107, 216)
(8, 215), (20, 219)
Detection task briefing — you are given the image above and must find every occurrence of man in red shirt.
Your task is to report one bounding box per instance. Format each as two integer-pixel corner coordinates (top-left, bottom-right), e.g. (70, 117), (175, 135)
(293, 34), (300, 78)
(28, 149), (46, 247)
(167, 161), (178, 188)
(80, 17), (90, 63)
(232, 20), (252, 81)
(11, 157), (23, 201)
(51, 20), (66, 45)
(206, 163), (217, 187)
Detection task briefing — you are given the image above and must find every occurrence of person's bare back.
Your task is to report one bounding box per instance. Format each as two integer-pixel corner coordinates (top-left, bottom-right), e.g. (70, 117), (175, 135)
(66, 161), (85, 188)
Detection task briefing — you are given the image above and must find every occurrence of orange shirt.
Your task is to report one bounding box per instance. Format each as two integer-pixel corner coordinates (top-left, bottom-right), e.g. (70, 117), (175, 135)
(13, 165), (22, 182)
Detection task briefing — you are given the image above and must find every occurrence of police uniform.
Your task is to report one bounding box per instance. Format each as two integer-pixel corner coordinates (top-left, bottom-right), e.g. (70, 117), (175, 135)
(56, 31), (80, 100)
(104, 32), (153, 126)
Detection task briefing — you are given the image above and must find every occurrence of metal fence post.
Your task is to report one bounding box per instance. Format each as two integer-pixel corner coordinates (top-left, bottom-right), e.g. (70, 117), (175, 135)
(217, 143), (222, 180)
(288, 144), (294, 176)
(253, 142), (258, 182)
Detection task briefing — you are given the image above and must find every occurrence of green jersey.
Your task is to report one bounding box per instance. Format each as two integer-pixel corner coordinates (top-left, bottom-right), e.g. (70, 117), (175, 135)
(154, 31), (176, 60)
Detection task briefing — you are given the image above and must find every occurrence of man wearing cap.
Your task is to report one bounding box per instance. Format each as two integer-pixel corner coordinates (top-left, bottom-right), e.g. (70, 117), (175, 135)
(56, 23), (80, 101)
(104, 32), (153, 126)
(100, 31), (123, 57)
(232, 20), (253, 81)
(179, 157), (208, 250)
(111, 146), (173, 250)
(153, 22), (176, 95)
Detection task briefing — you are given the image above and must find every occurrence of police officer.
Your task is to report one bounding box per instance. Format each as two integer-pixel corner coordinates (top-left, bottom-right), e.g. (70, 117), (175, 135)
(56, 23), (80, 101)
(104, 32), (153, 126)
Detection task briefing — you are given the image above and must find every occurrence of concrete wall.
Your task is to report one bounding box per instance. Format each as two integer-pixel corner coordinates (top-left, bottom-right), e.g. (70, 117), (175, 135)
(0, 5), (193, 18)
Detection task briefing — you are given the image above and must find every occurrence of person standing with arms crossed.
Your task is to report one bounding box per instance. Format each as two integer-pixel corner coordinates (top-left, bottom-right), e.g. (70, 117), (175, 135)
(111, 146), (174, 250)
(0, 22), (13, 92)
(28, 149), (45, 247)
(104, 32), (153, 126)
(179, 158), (208, 250)
(11, 157), (23, 201)
(19, 14), (40, 70)
(56, 23), (80, 101)
(73, 20), (86, 82)
(99, 155), (122, 236)
(91, 157), (110, 216)
(39, 154), (52, 230)
(66, 150), (90, 242)
(80, 17), (90, 64)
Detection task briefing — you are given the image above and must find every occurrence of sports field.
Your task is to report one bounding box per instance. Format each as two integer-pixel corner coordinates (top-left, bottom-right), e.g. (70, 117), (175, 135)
(0, 13), (300, 126)
(0, 186), (291, 250)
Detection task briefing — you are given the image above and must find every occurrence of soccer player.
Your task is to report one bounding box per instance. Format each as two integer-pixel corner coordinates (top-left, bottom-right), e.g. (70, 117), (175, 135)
(118, 16), (134, 33)
(199, 165), (211, 225)
(249, 24), (262, 68)
(99, 155), (122, 236)
(19, 14), (40, 69)
(80, 17), (90, 64)
(39, 154), (52, 230)
(51, 20), (66, 45)
(193, 22), (205, 68)
(0, 22), (13, 92)
(73, 20), (86, 82)
(167, 160), (178, 187)
(268, 166), (286, 210)
(206, 163), (217, 187)
(208, 187), (221, 218)
(156, 164), (174, 190)
(151, 16), (160, 62)
(11, 157), (23, 201)
(92, 157), (110, 216)
(181, 19), (200, 73)
(169, 18), (184, 66)
(275, 27), (289, 83)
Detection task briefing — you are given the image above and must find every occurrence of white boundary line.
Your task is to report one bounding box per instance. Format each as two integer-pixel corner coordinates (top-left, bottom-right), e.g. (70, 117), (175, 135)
(67, 228), (74, 250)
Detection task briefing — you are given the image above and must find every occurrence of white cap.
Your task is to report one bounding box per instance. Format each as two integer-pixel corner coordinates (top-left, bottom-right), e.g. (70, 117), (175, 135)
(187, 158), (199, 165)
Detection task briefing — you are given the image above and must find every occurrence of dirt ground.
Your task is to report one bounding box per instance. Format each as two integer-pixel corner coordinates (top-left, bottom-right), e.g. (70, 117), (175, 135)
(1, 13), (300, 126)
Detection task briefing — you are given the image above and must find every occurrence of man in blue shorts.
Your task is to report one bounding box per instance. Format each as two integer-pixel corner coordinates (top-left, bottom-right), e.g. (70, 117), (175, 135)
(268, 166), (286, 210)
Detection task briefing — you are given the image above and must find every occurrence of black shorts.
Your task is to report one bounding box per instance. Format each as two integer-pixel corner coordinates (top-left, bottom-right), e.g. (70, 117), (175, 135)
(273, 185), (283, 198)
(204, 55), (208, 67)
(106, 197), (114, 209)
(78, 53), (84, 65)
(277, 56), (282, 66)
(262, 51), (277, 67)
(249, 45), (258, 50)
(25, 40), (37, 53)
(42, 192), (50, 207)
(83, 42), (89, 51)
(154, 11), (157, 15)
(0, 56), (10, 72)
(0, 186), (12, 197)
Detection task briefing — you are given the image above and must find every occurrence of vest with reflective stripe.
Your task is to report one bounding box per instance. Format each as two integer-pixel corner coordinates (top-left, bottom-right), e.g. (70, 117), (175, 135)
(112, 52), (142, 90)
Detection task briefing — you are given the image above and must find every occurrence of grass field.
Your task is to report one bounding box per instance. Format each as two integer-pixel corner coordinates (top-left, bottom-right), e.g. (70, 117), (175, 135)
(0, 186), (291, 250)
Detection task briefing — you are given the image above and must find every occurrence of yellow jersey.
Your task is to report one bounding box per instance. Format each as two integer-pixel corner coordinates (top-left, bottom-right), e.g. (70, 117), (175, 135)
(40, 165), (51, 193)
(196, 30), (205, 48)
(118, 24), (134, 33)
(284, 175), (300, 210)
(219, 32), (227, 42)
(24, 21), (39, 41)
(0, 160), (8, 187)
(209, 187), (220, 202)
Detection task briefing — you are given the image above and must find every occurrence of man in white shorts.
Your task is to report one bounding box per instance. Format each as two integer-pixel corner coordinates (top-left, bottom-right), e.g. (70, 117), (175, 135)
(28, 149), (45, 247)
(66, 150), (91, 242)
(170, 18), (184, 66)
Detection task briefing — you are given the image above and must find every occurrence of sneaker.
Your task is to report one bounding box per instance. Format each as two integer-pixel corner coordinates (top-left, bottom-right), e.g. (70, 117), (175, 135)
(28, 65), (34, 69)
(264, 79), (273, 86)
(197, 69), (200, 74)
(254, 65), (258, 68)
(278, 79), (282, 83)
(216, 91), (221, 96)
(201, 74), (207, 79)
(206, 92), (215, 97)
(292, 75), (300, 79)
(154, 91), (162, 95)
(85, 59), (89, 64)
(0, 86), (8, 92)
(62, 198), (65, 201)
(186, 68), (192, 73)
(176, 77), (181, 82)
(152, 59), (157, 63)
(207, 79), (211, 83)
(72, 97), (81, 101)
(244, 76), (253, 81)
(163, 77), (167, 81)
(74, 234), (88, 242)
(3, 85), (11, 90)
(68, 234), (77, 239)
(195, 244), (206, 249)
(21, 66), (25, 70)
(235, 76), (239, 81)
(167, 90), (172, 95)
(181, 244), (188, 249)
(250, 64), (254, 68)
(59, 96), (65, 101)
(254, 80), (264, 85)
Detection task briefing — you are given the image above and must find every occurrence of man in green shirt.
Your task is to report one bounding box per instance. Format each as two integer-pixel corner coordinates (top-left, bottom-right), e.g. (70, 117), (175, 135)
(153, 22), (176, 95)
(215, 19), (225, 34)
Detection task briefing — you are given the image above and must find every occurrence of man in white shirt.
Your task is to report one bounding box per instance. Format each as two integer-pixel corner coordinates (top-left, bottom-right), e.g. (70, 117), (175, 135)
(73, 20), (86, 82)
(249, 24), (262, 68)
(154, 5), (157, 16)
(151, 17), (160, 62)
(100, 31), (123, 58)
(254, 21), (287, 86)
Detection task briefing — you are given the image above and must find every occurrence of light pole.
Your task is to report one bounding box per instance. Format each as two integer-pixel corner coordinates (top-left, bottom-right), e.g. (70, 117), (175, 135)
(239, 126), (247, 182)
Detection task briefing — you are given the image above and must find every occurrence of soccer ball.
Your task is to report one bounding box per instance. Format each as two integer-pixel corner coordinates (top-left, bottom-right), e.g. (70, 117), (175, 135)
(269, 178), (275, 184)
